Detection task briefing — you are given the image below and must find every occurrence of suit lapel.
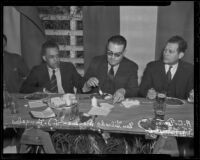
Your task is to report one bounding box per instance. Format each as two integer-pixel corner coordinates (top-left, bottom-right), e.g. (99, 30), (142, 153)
(114, 58), (125, 80)
(158, 62), (169, 91)
(170, 61), (183, 93)
(99, 58), (108, 85)
(59, 63), (65, 88)
(43, 64), (50, 82)
(160, 62), (167, 81)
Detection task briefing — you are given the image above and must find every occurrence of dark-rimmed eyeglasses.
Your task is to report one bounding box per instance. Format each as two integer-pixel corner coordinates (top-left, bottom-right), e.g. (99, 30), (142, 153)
(106, 50), (123, 58)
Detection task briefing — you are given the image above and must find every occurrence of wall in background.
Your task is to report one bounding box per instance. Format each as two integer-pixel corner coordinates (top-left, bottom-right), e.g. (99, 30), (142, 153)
(120, 6), (158, 84)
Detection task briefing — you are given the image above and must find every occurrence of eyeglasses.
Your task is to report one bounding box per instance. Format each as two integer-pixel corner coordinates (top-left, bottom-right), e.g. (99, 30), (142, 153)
(106, 50), (123, 58)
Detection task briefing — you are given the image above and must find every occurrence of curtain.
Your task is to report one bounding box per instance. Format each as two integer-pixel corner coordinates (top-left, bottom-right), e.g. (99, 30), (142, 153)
(155, 2), (194, 64)
(83, 6), (120, 71)
(3, 7), (21, 55)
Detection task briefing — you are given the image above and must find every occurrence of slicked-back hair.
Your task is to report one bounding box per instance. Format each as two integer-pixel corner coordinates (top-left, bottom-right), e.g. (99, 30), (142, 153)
(41, 40), (59, 56)
(107, 35), (127, 51)
(167, 35), (187, 53)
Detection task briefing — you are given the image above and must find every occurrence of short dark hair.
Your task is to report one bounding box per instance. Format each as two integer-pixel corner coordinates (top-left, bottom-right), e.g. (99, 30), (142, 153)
(3, 34), (7, 43)
(167, 35), (187, 53)
(107, 35), (127, 50)
(41, 40), (59, 56)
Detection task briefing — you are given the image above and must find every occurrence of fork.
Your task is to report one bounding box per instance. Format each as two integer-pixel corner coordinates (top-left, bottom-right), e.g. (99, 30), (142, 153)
(98, 86), (103, 96)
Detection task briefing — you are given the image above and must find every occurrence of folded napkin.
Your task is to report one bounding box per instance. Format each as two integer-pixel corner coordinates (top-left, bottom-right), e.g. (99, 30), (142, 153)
(88, 106), (111, 116)
(121, 99), (140, 108)
(30, 107), (56, 118)
(28, 100), (46, 108)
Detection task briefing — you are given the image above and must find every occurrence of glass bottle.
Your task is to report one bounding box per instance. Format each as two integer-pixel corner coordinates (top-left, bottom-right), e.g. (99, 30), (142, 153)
(3, 82), (11, 109)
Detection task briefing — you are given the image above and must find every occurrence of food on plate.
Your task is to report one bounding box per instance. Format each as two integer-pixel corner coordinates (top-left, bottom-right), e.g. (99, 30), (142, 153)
(139, 118), (169, 131)
(25, 92), (48, 100)
(49, 94), (77, 108)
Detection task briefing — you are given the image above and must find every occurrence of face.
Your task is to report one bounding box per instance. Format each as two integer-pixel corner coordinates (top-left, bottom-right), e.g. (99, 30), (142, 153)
(163, 42), (184, 65)
(107, 42), (125, 66)
(42, 47), (60, 69)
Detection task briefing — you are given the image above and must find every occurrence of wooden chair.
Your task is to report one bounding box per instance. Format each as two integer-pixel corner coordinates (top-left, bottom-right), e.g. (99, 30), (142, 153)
(19, 128), (55, 153)
(153, 136), (179, 156)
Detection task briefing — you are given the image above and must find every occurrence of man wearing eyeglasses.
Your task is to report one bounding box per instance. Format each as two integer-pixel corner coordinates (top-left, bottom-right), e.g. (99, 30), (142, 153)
(82, 35), (138, 103)
(20, 40), (84, 94)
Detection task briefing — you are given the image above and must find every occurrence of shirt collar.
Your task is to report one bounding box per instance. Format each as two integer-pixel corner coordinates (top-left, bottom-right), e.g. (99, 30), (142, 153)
(165, 62), (178, 69)
(47, 65), (59, 72)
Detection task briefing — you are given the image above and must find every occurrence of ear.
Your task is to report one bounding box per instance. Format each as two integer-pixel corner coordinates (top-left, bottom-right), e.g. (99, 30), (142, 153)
(122, 49), (126, 56)
(42, 56), (47, 62)
(178, 52), (184, 59)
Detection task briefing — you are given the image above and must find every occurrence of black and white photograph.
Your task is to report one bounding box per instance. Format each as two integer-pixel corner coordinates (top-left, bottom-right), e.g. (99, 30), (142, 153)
(2, 2), (199, 158)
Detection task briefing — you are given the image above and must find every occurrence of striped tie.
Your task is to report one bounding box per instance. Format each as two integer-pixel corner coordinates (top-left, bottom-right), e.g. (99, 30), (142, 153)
(49, 69), (58, 93)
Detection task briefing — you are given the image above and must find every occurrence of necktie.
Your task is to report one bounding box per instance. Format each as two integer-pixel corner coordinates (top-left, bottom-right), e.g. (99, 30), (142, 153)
(108, 66), (114, 80)
(49, 69), (58, 93)
(166, 65), (173, 82)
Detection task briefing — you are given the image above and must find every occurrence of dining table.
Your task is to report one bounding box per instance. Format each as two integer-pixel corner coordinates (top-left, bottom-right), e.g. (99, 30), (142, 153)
(3, 93), (194, 154)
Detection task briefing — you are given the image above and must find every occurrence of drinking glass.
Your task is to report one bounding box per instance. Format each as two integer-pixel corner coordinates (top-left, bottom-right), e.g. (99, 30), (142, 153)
(153, 93), (166, 120)
(69, 95), (79, 121)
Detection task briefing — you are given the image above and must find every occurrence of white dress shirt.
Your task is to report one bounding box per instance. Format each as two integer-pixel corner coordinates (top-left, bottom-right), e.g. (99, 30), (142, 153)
(164, 63), (178, 80)
(47, 67), (65, 93)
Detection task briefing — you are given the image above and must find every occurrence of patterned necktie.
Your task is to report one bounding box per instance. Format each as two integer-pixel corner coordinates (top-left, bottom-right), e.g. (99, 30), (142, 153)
(108, 66), (114, 80)
(49, 69), (58, 93)
(166, 65), (173, 82)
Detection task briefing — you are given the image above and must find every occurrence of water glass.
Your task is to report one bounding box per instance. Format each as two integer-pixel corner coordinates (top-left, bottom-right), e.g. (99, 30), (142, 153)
(153, 93), (166, 120)
(69, 103), (79, 121)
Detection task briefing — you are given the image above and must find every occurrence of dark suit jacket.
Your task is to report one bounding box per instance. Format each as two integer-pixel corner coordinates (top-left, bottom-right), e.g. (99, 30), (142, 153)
(3, 51), (29, 93)
(139, 60), (193, 99)
(20, 62), (84, 93)
(84, 55), (138, 97)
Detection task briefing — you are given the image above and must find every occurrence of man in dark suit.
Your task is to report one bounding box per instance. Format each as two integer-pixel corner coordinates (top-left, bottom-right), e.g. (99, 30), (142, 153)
(3, 34), (29, 93)
(82, 35), (138, 103)
(139, 35), (193, 100)
(139, 35), (194, 156)
(20, 40), (84, 94)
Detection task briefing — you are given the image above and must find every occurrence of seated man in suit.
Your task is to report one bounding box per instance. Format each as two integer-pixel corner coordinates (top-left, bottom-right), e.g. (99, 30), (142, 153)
(139, 35), (194, 156)
(3, 34), (29, 93)
(139, 35), (193, 100)
(20, 40), (84, 94)
(82, 35), (139, 103)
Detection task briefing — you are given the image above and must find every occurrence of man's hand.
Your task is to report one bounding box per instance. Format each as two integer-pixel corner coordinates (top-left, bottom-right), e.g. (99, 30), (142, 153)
(82, 77), (99, 92)
(86, 77), (99, 88)
(147, 88), (157, 100)
(113, 88), (126, 104)
(43, 88), (52, 94)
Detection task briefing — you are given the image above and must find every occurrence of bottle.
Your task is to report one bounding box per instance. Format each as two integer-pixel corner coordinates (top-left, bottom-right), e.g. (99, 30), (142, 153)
(10, 100), (17, 114)
(3, 82), (11, 109)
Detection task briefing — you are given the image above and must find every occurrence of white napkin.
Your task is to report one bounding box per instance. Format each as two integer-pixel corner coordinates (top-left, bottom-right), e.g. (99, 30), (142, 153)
(121, 99), (140, 108)
(30, 107), (55, 118)
(99, 103), (114, 110)
(88, 106), (111, 116)
(28, 100), (46, 108)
